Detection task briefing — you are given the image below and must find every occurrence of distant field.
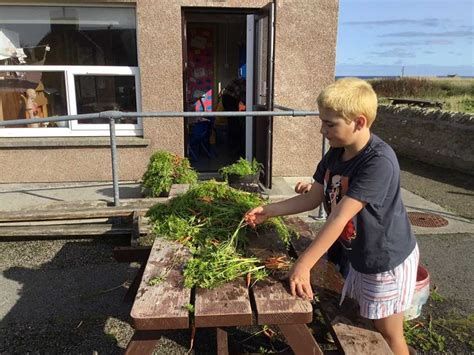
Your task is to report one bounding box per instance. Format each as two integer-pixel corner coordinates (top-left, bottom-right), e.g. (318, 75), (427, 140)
(367, 77), (474, 113)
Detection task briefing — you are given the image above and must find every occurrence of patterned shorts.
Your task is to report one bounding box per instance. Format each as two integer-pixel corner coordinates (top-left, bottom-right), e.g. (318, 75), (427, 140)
(340, 244), (420, 319)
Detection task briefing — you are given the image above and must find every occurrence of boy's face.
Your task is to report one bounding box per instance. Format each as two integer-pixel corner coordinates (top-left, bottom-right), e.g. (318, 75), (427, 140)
(319, 109), (358, 148)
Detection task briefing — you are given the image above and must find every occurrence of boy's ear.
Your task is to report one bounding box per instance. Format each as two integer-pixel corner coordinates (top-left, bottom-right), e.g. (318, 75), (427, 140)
(355, 115), (368, 130)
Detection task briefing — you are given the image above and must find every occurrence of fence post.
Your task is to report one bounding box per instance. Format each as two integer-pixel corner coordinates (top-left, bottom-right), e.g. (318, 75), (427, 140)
(107, 113), (120, 206)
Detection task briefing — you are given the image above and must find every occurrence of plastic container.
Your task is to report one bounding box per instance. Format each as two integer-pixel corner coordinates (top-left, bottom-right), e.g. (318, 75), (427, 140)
(227, 172), (260, 185)
(404, 265), (430, 320)
(227, 171), (261, 192)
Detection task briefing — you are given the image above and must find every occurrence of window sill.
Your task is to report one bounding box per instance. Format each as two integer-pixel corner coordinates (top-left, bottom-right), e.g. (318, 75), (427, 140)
(0, 137), (150, 149)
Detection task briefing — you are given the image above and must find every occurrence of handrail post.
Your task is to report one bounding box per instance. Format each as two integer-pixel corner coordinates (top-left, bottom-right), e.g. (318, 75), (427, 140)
(107, 112), (120, 207)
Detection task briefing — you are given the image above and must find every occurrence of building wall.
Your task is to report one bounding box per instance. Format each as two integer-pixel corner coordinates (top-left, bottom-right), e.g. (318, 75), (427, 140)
(272, 0), (338, 176)
(0, 0), (337, 183)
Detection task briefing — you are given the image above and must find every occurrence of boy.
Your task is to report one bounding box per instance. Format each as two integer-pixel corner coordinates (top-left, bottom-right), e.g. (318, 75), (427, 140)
(245, 78), (418, 355)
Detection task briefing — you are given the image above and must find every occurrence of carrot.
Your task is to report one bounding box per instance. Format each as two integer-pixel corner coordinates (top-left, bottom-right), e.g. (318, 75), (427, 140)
(188, 324), (196, 353)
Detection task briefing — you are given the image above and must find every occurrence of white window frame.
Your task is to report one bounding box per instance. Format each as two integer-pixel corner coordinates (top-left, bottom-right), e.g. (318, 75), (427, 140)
(0, 3), (141, 138)
(0, 65), (142, 137)
(68, 66), (142, 135)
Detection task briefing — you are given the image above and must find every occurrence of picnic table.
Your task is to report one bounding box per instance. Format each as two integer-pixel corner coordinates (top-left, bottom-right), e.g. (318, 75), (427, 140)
(387, 97), (443, 109)
(115, 185), (393, 354)
(125, 226), (321, 355)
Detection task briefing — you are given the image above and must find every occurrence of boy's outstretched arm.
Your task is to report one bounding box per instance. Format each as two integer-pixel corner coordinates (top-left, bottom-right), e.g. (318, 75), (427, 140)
(289, 195), (366, 299)
(245, 182), (324, 227)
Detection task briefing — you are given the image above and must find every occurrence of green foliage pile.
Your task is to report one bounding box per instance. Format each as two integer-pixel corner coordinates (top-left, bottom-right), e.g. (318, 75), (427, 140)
(142, 151), (198, 197)
(368, 77), (474, 113)
(404, 285), (474, 352)
(219, 157), (263, 180)
(145, 180), (292, 288)
(404, 318), (446, 352)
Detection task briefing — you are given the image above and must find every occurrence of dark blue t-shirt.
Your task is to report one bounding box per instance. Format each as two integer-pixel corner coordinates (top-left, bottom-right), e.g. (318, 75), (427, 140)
(313, 134), (416, 274)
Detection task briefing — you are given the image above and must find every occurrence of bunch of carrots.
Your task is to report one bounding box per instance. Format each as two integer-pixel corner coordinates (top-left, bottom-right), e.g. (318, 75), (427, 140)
(146, 180), (294, 289)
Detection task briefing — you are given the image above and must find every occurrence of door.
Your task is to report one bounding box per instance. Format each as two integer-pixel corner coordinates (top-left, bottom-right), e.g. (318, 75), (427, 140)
(253, 2), (275, 188)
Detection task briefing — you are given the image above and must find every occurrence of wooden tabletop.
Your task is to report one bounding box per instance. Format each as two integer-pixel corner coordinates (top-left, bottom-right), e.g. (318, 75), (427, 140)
(130, 229), (313, 331)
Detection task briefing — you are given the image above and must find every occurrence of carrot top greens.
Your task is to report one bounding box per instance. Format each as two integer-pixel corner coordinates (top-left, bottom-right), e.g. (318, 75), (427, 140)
(145, 180), (293, 289)
(142, 151), (198, 197)
(219, 157), (263, 180)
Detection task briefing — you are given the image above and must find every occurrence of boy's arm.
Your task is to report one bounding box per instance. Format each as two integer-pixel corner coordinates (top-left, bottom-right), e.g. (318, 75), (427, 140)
(289, 195), (366, 298)
(266, 181), (324, 217)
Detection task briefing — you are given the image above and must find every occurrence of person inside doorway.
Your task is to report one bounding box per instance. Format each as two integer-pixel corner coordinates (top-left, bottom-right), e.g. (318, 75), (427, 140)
(222, 77), (246, 156)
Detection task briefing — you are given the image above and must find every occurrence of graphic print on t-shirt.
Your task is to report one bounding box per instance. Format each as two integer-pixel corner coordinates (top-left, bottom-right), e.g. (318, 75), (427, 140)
(323, 169), (356, 249)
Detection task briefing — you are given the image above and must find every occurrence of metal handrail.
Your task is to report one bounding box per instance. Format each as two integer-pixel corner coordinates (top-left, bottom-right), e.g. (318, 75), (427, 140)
(0, 109), (320, 206)
(0, 109), (319, 127)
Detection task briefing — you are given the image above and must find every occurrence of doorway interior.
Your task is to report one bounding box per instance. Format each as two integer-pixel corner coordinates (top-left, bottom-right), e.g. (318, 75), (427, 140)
(182, 4), (275, 187)
(183, 11), (248, 172)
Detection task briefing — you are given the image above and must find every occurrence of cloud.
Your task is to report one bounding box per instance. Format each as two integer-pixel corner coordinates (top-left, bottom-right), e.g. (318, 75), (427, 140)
(343, 18), (443, 27)
(370, 48), (416, 58)
(378, 39), (453, 46)
(380, 31), (473, 38)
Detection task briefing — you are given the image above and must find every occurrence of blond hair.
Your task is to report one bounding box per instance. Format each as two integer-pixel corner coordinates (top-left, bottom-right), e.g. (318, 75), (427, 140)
(317, 77), (378, 127)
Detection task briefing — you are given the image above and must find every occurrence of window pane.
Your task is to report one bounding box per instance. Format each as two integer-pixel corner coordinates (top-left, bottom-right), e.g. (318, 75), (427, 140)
(75, 75), (137, 124)
(0, 71), (67, 128)
(0, 6), (137, 66)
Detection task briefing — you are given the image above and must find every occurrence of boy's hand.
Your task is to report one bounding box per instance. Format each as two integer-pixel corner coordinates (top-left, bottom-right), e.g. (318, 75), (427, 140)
(294, 181), (312, 194)
(288, 261), (313, 299)
(244, 206), (271, 227)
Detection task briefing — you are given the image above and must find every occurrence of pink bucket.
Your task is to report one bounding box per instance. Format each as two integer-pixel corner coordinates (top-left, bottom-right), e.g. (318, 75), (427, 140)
(404, 265), (430, 320)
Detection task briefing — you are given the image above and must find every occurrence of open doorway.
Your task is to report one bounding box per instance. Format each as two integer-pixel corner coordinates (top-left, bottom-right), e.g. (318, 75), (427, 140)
(182, 4), (275, 186)
(183, 12), (247, 172)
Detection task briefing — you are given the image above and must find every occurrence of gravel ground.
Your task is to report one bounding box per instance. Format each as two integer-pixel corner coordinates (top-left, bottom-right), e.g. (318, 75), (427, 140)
(0, 159), (472, 354)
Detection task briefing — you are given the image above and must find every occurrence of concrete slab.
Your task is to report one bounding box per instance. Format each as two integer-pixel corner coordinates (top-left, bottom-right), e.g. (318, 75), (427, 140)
(1, 177), (471, 234)
(264, 177), (474, 235)
(0, 182), (142, 211)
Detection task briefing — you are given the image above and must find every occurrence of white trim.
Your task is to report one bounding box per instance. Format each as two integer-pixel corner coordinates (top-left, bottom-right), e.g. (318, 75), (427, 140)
(68, 66), (141, 131)
(0, 3), (135, 8)
(0, 65), (142, 137)
(1, 65), (137, 73)
(0, 129), (142, 137)
(245, 15), (254, 161)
